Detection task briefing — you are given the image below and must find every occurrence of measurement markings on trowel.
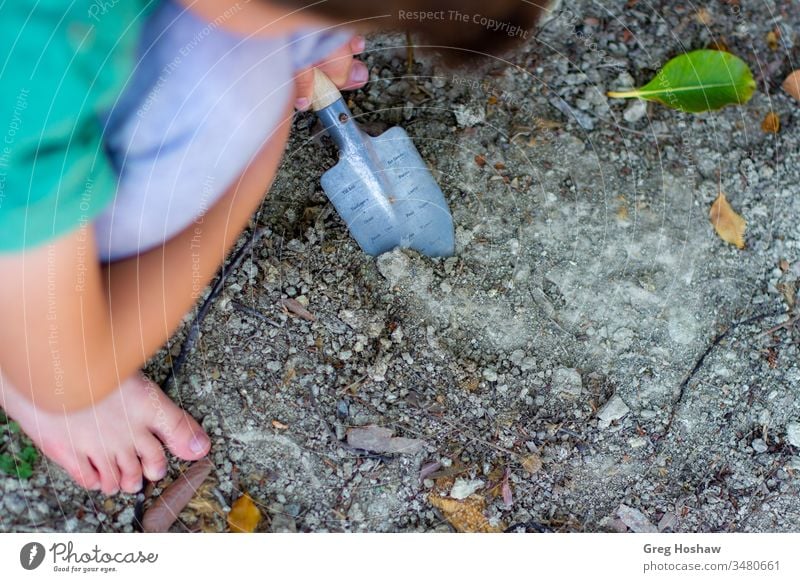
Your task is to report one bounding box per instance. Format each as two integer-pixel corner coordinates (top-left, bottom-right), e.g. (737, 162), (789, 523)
(312, 68), (453, 256)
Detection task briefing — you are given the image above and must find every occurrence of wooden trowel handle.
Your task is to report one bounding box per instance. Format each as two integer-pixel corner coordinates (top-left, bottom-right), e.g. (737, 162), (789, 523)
(311, 69), (342, 111)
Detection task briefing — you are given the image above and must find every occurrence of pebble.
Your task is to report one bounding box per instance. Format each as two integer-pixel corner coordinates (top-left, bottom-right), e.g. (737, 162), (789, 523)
(623, 99), (648, 123)
(657, 512), (677, 532)
(450, 478), (485, 500)
(453, 103), (486, 127)
(752, 438), (768, 454)
(786, 422), (800, 448)
(597, 394), (631, 428)
(552, 367), (582, 397)
(520, 357), (536, 372)
(628, 437), (648, 449)
(483, 368), (498, 382)
(617, 504), (658, 533)
(4, 493), (27, 514)
(116, 506), (135, 526)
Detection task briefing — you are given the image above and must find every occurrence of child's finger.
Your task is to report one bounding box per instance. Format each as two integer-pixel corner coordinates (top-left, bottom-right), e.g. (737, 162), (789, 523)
(293, 67), (315, 111)
(350, 35), (366, 55)
(341, 60), (369, 90)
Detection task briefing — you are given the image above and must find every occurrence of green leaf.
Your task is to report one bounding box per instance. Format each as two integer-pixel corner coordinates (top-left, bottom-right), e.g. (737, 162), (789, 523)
(0, 453), (15, 475)
(20, 445), (38, 465)
(0, 450), (36, 479)
(608, 49), (756, 113)
(16, 462), (34, 480)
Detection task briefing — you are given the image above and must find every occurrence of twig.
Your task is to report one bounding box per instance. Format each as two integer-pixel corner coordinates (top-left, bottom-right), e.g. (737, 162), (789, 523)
(164, 227), (270, 388)
(656, 309), (783, 447)
(231, 300), (283, 328)
(405, 31), (415, 76)
(760, 313), (799, 336)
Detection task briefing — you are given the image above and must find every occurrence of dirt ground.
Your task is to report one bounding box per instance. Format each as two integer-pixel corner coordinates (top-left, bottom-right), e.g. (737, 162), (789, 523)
(3, 0), (800, 533)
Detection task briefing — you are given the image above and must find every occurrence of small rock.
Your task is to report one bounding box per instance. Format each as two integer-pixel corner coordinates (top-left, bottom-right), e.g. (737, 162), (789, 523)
(597, 394), (631, 428)
(483, 368), (498, 382)
(116, 506), (135, 526)
(346, 425), (425, 454)
(376, 249), (411, 286)
(658, 512), (677, 532)
(269, 503), (298, 533)
(614, 71), (636, 89)
(752, 438), (768, 454)
(552, 367), (582, 397)
(4, 493), (27, 514)
(628, 437), (648, 449)
(786, 422), (800, 447)
(453, 103), (486, 127)
(623, 99), (648, 123)
(617, 504), (657, 533)
(450, 478), (485, 500)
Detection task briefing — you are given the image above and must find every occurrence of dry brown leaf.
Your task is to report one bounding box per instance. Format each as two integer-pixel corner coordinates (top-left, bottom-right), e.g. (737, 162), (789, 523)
(428, 494), (504, 533)
(280, 297), (315, 321)
(520, 453), (543, 475)
(766, 30), (780, 51)
(784, 70), (800, 102)
(142, 458), (214, 533)
(228, 493), (262, 533)
(709, 192), (746, 249)
(762, 111), (780, 133)
(271, 419), (289, 430)
(500, 470), (513, 508)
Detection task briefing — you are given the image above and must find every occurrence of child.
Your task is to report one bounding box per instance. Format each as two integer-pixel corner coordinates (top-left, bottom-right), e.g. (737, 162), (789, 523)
(0, 0), (542, 495)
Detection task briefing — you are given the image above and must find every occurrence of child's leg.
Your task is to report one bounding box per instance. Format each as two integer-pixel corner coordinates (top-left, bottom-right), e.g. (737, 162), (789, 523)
(0, 99), (294, 494)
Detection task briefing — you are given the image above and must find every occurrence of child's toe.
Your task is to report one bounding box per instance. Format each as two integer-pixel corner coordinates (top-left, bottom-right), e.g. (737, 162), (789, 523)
(152, 409), (210, 461)
(116, 451), (144, 493)
(65, 456), (102, 490)
(136, 433), (168, 482)
(90, 455), (122, 495)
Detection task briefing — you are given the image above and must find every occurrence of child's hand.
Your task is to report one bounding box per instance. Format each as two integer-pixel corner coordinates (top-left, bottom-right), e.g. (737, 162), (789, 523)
(293, 35), (368, 111)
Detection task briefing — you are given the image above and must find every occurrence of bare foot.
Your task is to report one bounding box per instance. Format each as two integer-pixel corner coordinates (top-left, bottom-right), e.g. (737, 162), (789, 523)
(0, 372), (210, 494)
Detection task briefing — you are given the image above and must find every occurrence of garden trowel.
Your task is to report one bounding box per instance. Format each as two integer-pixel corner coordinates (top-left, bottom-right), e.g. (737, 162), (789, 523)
(311, 69), (454, 257)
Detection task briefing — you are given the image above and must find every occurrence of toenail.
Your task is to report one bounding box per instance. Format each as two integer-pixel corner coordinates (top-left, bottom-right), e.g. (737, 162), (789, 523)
(150, 465), (168, 481)
(190, 435), (209, 455)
